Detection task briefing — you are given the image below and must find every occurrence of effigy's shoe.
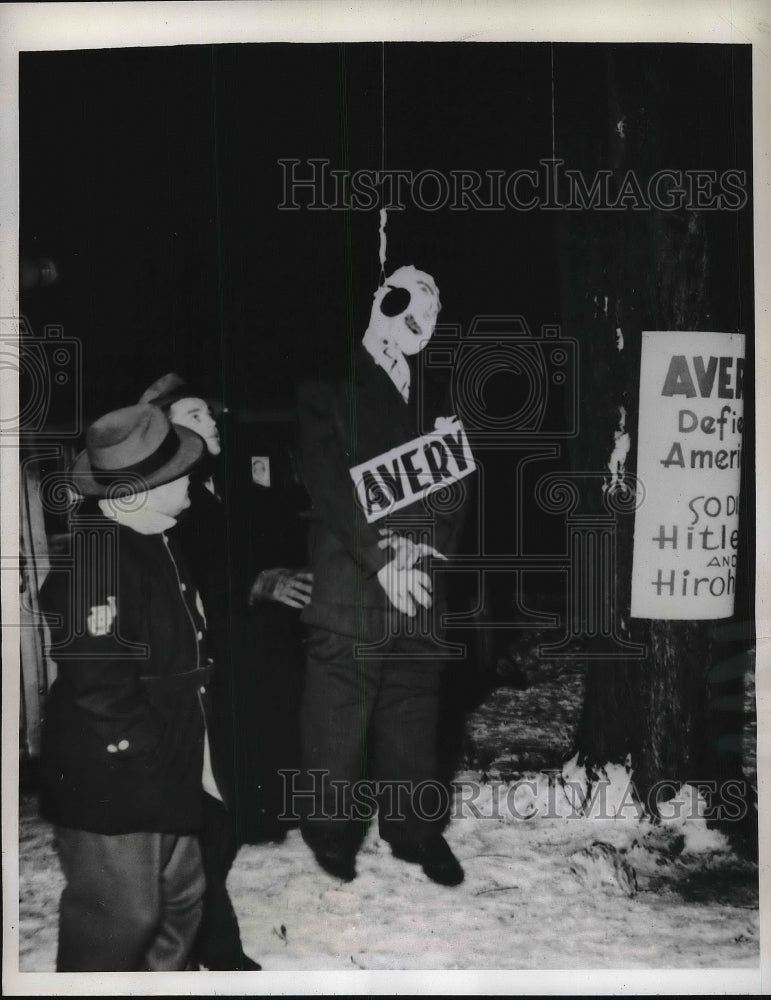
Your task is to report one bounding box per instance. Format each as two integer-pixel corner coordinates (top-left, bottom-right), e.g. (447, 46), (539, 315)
(302, 827), (357, 882)
(312, 844), (357, 882)
(389, 834), (465, 887)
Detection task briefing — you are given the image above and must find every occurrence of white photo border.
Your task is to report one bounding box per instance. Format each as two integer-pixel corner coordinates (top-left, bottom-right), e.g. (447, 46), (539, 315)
(2, 1), (768, 995)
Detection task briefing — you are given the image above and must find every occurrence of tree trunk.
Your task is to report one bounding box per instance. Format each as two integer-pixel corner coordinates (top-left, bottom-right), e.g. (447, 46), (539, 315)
(551, 46), (754, 839)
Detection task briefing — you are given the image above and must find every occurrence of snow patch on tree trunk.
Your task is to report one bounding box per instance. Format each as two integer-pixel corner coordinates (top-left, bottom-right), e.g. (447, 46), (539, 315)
(604, 406), (630, 493)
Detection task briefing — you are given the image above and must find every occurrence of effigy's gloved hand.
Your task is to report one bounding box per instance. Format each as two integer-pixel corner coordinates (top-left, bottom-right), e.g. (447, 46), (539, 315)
(248, 568), (314, 609)
(376, 561), (433, 617)
(377, 529), (447, 570)
(376, 530), (446, 616)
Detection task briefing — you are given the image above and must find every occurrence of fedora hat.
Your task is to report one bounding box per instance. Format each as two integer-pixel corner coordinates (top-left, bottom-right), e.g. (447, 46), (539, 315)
(138, 372), (224, 417)
(71, 403), (205, 497)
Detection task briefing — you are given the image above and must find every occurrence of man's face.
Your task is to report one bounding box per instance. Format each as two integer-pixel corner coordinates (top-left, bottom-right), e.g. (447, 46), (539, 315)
(144, 475), (191, 518)
(168, 397), (221, 455)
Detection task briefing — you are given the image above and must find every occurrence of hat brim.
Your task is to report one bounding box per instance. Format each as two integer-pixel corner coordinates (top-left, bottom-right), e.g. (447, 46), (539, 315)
(70, 424), (205, 498)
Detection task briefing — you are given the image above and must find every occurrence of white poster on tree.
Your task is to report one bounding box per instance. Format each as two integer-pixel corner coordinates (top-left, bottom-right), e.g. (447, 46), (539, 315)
(631, 331), (745, 620)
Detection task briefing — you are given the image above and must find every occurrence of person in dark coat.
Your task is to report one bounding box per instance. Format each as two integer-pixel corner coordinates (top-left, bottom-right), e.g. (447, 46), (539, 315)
(139, 374), (311, 971)
(39, 403), (221, 972)
(296, 265), (473, 886)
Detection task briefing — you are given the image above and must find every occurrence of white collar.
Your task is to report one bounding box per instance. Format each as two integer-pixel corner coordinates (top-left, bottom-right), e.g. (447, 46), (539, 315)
(98, 499), (178, 535)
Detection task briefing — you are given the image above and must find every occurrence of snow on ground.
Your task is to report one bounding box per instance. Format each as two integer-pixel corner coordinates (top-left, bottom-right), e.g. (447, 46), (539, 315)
(18, 658), (758, 972)
(18, 775), (759, 972)
(230, 775), (759, 972)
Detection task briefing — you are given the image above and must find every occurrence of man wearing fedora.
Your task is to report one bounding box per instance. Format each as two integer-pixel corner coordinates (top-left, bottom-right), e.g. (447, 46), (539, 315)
(39, 402), (225, 972)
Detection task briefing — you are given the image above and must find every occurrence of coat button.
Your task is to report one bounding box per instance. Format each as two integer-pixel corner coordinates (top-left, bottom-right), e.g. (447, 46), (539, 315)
(118, 739), (129, 751)
(199, 686), (206, 694)
(107, 743), (118, 753)
(197, 631), (203, 640)
(181, 583), (187, 592)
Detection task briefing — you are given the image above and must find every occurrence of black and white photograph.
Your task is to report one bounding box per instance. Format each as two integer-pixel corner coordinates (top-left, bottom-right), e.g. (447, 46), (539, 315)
(2, 2), (768, 994)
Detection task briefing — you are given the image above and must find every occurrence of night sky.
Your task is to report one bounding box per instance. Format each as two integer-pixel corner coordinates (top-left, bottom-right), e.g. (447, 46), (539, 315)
(20, 43), (750, 423)
(19, 43), (585, 422)
(19, 42), (753, 594)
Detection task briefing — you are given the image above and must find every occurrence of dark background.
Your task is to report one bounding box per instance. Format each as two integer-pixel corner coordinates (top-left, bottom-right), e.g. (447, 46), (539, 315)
(19, 43), (562, 420)
(19, 44), (755, 777)
(20, 40), (752, 543)
(19, 43), (751, 417)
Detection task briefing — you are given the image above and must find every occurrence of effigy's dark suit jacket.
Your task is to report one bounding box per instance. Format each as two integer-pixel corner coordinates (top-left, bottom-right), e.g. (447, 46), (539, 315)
(297, 348), (470, 649)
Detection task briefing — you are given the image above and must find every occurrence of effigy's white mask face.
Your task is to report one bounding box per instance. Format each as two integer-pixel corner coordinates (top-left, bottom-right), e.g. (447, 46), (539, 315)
(368, 266), (441, 357)
(392, 277), (441, 355)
